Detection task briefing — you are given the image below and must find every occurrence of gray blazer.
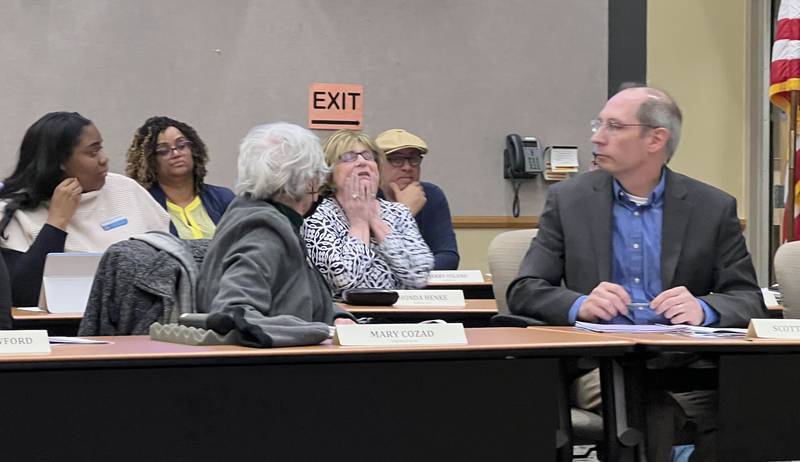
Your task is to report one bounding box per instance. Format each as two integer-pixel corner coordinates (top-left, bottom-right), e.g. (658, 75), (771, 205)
(507, 168), (766, 327)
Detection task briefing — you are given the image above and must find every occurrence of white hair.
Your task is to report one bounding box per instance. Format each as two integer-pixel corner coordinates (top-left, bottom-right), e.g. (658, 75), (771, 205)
(236, 122), (329, 201)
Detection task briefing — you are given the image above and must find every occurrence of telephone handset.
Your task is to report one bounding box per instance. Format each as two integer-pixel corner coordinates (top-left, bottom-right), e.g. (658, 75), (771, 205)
(504, 134), (543, 179)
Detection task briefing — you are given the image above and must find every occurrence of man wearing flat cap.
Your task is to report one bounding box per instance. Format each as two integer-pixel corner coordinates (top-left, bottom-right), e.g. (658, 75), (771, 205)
(375, 129), (459, 270)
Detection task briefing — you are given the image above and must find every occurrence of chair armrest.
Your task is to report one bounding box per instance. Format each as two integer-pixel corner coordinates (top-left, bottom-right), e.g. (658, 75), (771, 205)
(489, 313), (547, 327)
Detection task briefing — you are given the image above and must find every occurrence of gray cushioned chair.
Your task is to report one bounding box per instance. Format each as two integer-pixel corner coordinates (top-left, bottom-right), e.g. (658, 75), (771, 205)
(775, 240), (800, 318)
(486, 229), (604, 459)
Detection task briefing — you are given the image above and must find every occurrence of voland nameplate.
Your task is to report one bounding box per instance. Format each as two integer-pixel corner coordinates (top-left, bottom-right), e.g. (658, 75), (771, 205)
(427, 270), (485, 284)
(394, 290), (465, 307)
(0, 330), (51, 354)
(747, 319), (800, 339)
(334, 323), (468, 346)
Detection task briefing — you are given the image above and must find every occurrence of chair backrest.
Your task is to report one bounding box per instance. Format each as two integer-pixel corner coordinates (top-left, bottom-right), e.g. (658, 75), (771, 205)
(487, 228), (538, 314)
(775, 241), (800, 318)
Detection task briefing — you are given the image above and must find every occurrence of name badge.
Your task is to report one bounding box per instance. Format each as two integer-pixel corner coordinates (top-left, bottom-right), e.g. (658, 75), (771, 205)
(394, 290), (465, 307)
(427, 270), (485, 283)
(334, 323), (467, 346)
(100, 216), (128, 231)
(747, 319), (800, 339)
(0, 330), (51, 354)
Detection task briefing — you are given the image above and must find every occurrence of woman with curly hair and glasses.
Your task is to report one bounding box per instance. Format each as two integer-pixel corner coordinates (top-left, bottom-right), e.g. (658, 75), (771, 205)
(125, 116), (234, 239)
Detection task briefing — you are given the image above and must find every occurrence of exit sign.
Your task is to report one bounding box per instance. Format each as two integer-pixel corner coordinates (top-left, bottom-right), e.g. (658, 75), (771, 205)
(308, 82), (363, 130)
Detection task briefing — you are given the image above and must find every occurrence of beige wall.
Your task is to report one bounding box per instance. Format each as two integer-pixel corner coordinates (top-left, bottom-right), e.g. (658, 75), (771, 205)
(456, 229), (513, 275)
(457, 0), (753, 273)
(648, 0), (749, 215)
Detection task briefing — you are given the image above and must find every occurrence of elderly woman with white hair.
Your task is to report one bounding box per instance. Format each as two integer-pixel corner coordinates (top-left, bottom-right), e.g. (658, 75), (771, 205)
(196, 122), (355, 343)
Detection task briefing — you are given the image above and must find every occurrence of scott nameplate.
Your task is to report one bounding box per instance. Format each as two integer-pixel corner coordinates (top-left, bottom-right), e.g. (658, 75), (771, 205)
(747, 319), (800, 339)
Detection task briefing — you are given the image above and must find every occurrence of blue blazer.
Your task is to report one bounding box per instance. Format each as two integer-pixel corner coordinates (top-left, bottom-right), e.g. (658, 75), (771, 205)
(148, 183), (235, 236)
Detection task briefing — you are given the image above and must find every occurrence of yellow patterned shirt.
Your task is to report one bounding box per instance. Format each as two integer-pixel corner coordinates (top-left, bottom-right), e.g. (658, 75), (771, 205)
(166, 196), (216, 239)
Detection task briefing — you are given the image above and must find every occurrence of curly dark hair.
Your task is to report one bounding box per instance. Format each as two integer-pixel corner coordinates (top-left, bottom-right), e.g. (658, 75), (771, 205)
(125, 116), (209, 194)
(0, 112), (92, 236)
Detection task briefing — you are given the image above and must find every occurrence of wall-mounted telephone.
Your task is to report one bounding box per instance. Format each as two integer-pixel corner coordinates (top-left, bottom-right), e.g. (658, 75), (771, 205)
(504, 134), (543, 179)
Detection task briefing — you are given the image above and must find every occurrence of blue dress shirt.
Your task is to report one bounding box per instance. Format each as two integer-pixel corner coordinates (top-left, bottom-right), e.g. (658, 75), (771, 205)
(568, 173), (719, 325)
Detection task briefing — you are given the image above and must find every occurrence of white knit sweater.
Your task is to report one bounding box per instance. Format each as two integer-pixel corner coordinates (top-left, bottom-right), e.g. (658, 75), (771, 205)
(0, 173), (170, 253)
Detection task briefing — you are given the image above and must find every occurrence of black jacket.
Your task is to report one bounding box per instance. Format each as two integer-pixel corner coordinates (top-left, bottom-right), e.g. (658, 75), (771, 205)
(0, 256), (12, 329)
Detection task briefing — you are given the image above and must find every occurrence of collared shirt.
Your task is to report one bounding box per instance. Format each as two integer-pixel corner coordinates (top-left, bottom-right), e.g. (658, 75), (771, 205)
(166, 196), (216, 240)
(568, 172), (718, 326)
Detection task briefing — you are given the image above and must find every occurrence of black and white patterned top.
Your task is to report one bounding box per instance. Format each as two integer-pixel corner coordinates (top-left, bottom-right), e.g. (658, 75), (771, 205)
(303, 197), (434, 298)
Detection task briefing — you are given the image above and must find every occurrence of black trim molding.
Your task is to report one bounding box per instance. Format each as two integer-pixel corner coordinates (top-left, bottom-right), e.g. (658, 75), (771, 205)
(608, 0), (647, 96)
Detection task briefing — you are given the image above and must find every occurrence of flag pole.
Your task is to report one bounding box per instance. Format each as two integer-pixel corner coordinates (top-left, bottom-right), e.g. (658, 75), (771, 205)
(790, 90), (798, 241)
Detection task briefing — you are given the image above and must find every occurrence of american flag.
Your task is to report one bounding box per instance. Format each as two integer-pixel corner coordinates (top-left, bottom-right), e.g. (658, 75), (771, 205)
(770, 0), (800, 241)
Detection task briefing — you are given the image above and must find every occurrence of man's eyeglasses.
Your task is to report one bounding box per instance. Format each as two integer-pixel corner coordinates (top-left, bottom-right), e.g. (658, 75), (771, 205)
(590, 118), (659, 134)
(339, 150), (375, 163)
(386, 155), (423, 167)
(155, 140), (193, 157)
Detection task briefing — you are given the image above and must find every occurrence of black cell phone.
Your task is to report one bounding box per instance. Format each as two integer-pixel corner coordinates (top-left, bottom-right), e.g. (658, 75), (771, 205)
(341, 288), (399, 306)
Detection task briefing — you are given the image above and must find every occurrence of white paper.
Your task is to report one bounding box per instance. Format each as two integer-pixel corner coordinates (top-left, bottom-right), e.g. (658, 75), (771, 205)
(550, 146), (579, 168)
(678, 326), (748, 338)
(575, 321), (685, 333)
(576, 321), (747, 338)
(761, 287), (779, 306)
(43, 277), (94, 313)
(48, 337), (112, 344)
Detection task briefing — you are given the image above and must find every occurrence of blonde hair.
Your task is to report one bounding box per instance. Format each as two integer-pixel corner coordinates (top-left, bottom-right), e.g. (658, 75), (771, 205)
(321, 130), (384, 195)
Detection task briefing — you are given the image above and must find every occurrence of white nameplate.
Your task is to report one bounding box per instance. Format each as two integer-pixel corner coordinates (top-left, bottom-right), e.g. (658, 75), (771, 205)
(746, 319), (800, 339)
(334, 323), (468, 346)
(394, 290), (465, 307)
(0, 330), (51, 354)
(427, 270), (485, 284)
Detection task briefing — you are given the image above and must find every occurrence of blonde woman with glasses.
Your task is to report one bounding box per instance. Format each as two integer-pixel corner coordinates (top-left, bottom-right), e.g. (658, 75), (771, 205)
(303, 129), (433, 299)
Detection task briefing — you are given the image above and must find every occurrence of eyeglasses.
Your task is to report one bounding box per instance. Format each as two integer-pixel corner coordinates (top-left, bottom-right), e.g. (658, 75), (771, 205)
(154, 140), (193, 157)
(590, 118), (659, 134)
(386, 154), (423, 167)
(339, 150), (375, 163)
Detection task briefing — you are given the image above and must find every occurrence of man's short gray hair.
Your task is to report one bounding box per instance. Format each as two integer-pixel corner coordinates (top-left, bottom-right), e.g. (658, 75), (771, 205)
(619, 83), (683, 162)
(236, 122), (329, 201)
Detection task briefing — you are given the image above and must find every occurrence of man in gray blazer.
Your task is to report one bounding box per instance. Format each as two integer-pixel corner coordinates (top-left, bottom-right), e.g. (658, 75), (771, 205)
(507, 85), (766, 461)
(508, 86), (764, 327)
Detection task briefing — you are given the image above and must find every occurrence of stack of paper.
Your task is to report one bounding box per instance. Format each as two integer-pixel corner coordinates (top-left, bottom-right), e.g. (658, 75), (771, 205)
(575, 321), (747, 338)
(543, 146), (579, 181)
(575, 321), (685, 333)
